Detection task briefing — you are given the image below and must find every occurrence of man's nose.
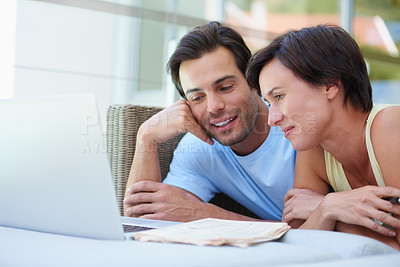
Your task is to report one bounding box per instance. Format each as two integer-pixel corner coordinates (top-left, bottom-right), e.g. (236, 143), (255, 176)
(207, 94), (225, 114)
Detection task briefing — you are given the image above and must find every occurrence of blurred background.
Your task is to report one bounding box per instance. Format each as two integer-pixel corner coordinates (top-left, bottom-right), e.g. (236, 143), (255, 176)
(1, 0), (399, 118)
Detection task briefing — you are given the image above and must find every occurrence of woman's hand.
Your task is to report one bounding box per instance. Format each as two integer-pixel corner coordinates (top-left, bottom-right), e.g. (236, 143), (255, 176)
(283, 188), (324, 224)
(319, 185), (400, 236)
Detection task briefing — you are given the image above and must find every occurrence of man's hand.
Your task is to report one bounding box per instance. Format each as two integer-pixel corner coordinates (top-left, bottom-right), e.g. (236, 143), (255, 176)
(124, 100), (214, 204)
(124, 181), (206, 222)
(138, 99), (213, 146)
(124, 181), (258, 222)
(282, 188), (324, 224)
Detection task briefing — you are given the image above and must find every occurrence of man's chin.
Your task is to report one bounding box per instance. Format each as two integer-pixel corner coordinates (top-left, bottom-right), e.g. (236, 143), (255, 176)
(212, 133), (248, 147)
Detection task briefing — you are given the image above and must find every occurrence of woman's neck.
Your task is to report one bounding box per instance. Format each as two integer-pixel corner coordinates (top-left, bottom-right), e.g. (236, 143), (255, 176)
(321, 106), (370, 173)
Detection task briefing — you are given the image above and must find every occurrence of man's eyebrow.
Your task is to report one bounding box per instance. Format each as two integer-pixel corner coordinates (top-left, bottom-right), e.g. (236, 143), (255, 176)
(213, 75), (236, 86)
(185, 75), (236, 96)
(185, 88), (202, 96)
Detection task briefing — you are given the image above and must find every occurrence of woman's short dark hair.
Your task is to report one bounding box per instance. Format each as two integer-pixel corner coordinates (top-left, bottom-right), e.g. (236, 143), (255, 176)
(167, 21), (252, 99)
(246, 24), (373, 112)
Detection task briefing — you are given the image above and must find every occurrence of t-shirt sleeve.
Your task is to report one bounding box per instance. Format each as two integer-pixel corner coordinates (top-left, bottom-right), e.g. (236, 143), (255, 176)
(162, 133), (220, 202)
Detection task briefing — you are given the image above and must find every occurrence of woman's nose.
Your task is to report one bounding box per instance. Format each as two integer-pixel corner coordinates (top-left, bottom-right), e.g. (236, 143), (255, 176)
(268, 105), (283, 126)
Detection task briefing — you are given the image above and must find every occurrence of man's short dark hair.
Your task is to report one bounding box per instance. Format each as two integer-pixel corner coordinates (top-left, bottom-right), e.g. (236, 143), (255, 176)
(167, 21), (252, 99)
(246, 24), (373, 112)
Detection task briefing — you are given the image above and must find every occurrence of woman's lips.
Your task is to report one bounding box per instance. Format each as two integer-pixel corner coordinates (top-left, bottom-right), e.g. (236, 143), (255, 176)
(283, 126), (294, 138)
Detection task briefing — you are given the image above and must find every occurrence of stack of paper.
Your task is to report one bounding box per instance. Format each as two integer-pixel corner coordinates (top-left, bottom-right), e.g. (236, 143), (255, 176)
(133, 218), (290, 247)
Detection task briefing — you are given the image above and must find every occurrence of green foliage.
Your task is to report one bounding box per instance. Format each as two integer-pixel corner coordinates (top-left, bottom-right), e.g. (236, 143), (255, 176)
(368, 61), (400, 80)
(355, 0), (400, 20)
(362, 46), (400, 80)
(265, 0), (337, 14)
(227, 0), (400, 80)
(228, 0), (400, 19)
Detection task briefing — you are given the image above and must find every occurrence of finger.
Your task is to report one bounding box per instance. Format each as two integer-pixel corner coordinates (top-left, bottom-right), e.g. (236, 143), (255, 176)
(362, 216), (397, 237)
(125, 203), (157, 217)
(375, 186), (400, 198)
(390, 205), (400, 216)
(282, 211), (295, 223)
(372, 209), (400, 229)
(139, 213), (169, 221)
(179, 102), (213, 145)
(184, 119), (213, 145)
(284, 194), (295, 208)
(128, 181), (161, 194)
(123, 192), (158, 206)
(284, 189), (296, 203)
(282, 208), (293, 223)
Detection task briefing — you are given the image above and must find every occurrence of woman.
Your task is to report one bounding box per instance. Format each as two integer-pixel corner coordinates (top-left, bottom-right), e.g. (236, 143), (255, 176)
(246, 24), (400, 250)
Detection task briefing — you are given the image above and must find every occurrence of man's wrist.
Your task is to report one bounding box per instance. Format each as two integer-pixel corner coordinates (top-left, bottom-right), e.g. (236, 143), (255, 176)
(136, 126), (158, 152)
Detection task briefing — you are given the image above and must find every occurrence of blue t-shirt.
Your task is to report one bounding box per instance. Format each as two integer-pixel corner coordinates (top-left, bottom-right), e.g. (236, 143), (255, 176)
(163, 126), (296, 221)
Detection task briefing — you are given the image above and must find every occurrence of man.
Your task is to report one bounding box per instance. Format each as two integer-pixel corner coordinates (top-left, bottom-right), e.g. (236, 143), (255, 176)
(123, 21), (296, 222)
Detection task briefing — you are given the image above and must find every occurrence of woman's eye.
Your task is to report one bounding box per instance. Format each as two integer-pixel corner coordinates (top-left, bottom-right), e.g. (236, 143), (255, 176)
(274, 94), (283, 101)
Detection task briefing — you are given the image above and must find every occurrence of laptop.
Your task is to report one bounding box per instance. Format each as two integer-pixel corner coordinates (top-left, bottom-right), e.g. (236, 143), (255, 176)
(0, 94), (177, 240)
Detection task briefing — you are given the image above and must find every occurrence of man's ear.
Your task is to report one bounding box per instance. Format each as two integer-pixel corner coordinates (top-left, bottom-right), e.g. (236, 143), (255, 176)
(325, 81), (340, 100)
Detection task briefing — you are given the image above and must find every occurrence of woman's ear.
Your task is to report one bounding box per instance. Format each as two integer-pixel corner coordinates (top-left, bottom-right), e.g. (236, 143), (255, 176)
(325, 81), (340, 100)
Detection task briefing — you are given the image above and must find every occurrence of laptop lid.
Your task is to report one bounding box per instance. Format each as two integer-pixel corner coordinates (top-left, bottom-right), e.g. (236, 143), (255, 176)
(0, 94), (125, 240)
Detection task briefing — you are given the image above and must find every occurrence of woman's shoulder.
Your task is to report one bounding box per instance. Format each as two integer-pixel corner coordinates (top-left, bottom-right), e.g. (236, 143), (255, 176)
(369, 105), (400, 187)
(371, 105), (400, 133)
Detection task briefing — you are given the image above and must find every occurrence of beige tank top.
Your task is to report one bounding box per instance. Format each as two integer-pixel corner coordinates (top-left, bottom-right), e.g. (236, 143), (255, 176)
(324, 104), (395, 192)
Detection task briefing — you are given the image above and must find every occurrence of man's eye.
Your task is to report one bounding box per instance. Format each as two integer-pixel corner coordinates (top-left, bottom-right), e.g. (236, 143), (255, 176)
(274, 94), (283, 101)
(192, 95), (204, 102)
(220, 86), (233, 92)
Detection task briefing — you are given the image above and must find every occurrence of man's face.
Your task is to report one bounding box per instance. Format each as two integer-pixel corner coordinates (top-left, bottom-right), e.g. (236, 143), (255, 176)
(179, 46), (259, 146)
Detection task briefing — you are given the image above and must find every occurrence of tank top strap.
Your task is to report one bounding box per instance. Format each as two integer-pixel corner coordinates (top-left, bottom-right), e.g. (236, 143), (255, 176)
(365, 104), (396, 187)
(324, 104), (397, 191)
(324, 150), (352, 192)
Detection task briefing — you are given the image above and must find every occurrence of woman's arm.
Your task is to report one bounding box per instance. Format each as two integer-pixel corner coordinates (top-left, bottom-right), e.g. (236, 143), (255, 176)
(368, 106), (400, 248)
(283, 146), (331, 227)
(300, 106), (400, 250)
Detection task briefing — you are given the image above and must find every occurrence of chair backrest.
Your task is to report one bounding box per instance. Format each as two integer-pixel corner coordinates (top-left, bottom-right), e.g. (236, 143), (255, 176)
(106, 104), (184, 214)
(107, 104), (258, 218)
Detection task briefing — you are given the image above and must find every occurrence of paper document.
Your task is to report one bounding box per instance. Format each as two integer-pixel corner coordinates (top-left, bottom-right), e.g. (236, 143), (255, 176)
(133, 218), (290, 247)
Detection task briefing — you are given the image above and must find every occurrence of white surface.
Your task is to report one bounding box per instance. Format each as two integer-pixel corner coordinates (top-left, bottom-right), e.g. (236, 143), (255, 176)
(1, 225), (399, 267)
(281, 253), (400, 267)
(0, 226), (339, 267)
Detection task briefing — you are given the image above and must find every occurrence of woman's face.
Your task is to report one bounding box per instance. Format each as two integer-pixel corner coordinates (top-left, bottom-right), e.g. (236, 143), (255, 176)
(259, 59), (333, 151)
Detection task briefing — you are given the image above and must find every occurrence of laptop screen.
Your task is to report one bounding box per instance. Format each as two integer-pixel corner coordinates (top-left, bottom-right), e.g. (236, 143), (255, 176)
(0, 94), (125, 240)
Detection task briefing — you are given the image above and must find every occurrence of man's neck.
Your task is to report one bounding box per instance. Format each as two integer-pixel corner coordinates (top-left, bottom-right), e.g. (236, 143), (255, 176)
(230, 97), (270, 156)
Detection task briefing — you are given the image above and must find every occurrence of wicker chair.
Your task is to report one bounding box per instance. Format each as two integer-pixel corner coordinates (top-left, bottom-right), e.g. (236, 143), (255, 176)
(106, 104), (258, 218)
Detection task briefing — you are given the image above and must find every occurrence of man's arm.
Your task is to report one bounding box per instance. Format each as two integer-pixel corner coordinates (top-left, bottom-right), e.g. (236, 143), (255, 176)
(123, 100), (258, 222)
(123, 100), (212, 215)
(124, 181), (259, 222)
